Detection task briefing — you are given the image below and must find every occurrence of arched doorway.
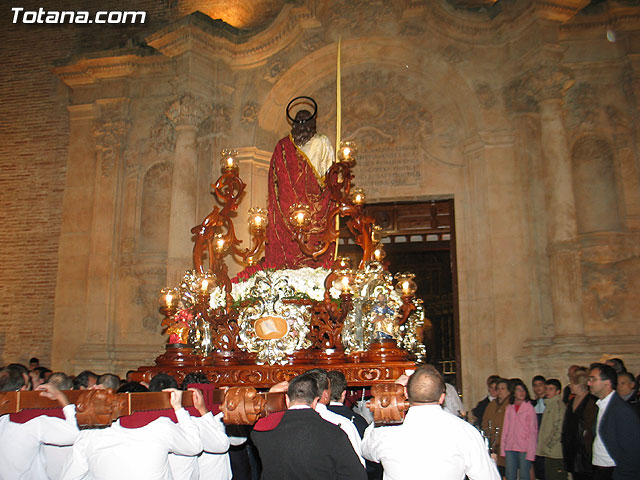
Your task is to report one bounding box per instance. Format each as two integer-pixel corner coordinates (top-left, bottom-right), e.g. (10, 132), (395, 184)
(339, 199), (461, 389)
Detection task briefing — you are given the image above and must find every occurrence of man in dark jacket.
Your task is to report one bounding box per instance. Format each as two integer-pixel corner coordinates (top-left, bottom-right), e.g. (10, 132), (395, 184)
(251, 372), (367, 480)
(588, 363), (640, 480)
(327, 370), (382, 480)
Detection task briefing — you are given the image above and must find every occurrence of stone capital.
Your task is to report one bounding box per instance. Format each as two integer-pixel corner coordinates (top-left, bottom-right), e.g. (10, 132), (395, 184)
(505, 62), (574, 113)
(166, 92), (212, 128)
(524, 63), (574, 102)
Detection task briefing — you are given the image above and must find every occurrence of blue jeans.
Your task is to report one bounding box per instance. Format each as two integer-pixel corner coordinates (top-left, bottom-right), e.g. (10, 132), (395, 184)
(505, 450), (531, 480)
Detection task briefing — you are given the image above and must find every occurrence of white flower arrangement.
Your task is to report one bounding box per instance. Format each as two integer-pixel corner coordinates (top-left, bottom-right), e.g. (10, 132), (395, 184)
(230, 267), (340, 303)
(208, 286), (226, 309)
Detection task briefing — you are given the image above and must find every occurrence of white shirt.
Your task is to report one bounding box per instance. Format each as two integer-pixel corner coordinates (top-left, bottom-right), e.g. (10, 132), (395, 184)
(362, 404), (500, 480)
(443, 383), (466, 416)
(60, 408), (203, 480)
(0, 404), (79, 480)
(593, 391), (616, 467)
(315, 402), (365, 466)
(169, 412), (231, 480)
(44, 444), (73, 480)
(534, 398), (546, 415)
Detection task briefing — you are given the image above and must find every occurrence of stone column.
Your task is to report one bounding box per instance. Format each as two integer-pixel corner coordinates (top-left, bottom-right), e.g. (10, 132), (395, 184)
(65, 98), (130, 374)
(165, 93), (211, 284)
(620, 54), (640, 229)
(51, 103), (97, 373)
(529, 63), (584, 337)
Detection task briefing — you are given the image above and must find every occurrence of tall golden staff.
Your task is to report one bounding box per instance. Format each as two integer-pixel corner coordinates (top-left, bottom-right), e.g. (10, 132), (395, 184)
(334, 37), (342, 260)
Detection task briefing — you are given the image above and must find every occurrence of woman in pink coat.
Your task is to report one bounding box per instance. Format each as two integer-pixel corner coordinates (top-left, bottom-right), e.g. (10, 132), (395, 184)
(500, 378), (538, 480)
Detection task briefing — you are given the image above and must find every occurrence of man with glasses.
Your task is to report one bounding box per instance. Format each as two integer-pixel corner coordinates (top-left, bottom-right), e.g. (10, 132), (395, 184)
(587, 363), (640, 480)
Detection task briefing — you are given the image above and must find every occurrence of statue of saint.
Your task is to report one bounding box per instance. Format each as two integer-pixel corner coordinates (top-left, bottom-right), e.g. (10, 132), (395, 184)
(371, 293), (398, 342)
(265, 97), (336, 269)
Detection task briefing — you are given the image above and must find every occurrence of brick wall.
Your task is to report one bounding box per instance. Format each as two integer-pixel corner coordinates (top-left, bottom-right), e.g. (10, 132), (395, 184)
(0, 1), (178, 368)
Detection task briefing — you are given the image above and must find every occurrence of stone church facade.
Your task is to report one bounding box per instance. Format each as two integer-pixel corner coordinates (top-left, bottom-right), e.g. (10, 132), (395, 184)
(1, 0), (639, 404)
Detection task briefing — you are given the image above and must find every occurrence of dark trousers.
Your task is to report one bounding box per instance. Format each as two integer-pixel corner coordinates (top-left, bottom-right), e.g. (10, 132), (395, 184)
(572, 473), (594, 480)
(534, 455), (546, 479)
(593, 466), (614, 480)
(543, 457), (567, 480)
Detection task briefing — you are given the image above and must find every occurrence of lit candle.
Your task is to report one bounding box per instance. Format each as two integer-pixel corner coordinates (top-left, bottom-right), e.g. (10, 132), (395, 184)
(337, 141), (357, 165)
(248, 207), (268, 234)
(220, 149), (238, 173)
(336, 256), (351, 269)
(289, 204), (311, 230)
(351, 188), (365, 206)
(394, 272), (417, 296)
(165, 293), (173, 307)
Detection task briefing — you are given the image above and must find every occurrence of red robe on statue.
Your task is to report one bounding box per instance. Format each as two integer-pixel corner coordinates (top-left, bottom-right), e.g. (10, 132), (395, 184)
(265, 134), (335, 269)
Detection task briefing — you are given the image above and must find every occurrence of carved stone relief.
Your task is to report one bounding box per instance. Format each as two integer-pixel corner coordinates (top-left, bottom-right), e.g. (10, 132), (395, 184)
(440, 45), (465, 65)
(319, 0), (401, 35)
(241, 102), (259, 125)
(503, 76), (539, 114)
(264, 54), (287, 83)
(315, 69), (436, 148)
(566, 82), (600, 130)
(605, 105), (633, 149)
(140, 162), (173, 252)
(310, 67), (465, 197)
(474, 81), (497, 109)
(400, 22), (425, 36)
(582, 261), (627, 323)
(301, 34), (325, 53)
(204, 103), (231, 135)
(93, 100), (129, 178)
(120, 264), (167, 334)
(150, 115), (177, 152)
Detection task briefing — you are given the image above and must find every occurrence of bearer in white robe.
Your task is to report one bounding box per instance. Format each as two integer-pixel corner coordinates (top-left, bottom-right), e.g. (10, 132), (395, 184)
(0, 382), (79, 480)
(169, 388), (231, 480)
(60, 388), (202, 480)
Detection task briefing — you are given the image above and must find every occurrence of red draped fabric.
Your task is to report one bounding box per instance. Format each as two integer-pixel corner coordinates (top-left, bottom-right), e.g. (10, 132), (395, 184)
(265, 135), (335, 269)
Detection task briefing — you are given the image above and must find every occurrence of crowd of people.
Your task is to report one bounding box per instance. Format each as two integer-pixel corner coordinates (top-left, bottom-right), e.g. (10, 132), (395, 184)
(1, 357), (639, 479)
(472, 359), (640, 480)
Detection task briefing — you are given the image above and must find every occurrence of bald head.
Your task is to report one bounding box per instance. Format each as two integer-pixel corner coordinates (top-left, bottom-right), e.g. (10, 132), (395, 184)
(407, 365), (445, 405)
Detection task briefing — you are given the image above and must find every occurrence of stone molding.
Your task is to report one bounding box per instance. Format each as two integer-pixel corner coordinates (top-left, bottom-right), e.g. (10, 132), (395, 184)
(531, 1), (590, 23)
(579, 231), (640, 264)
(518, 334), (640, 374)
(53, 54), (171, 87)
(146, 5), (321, 67)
